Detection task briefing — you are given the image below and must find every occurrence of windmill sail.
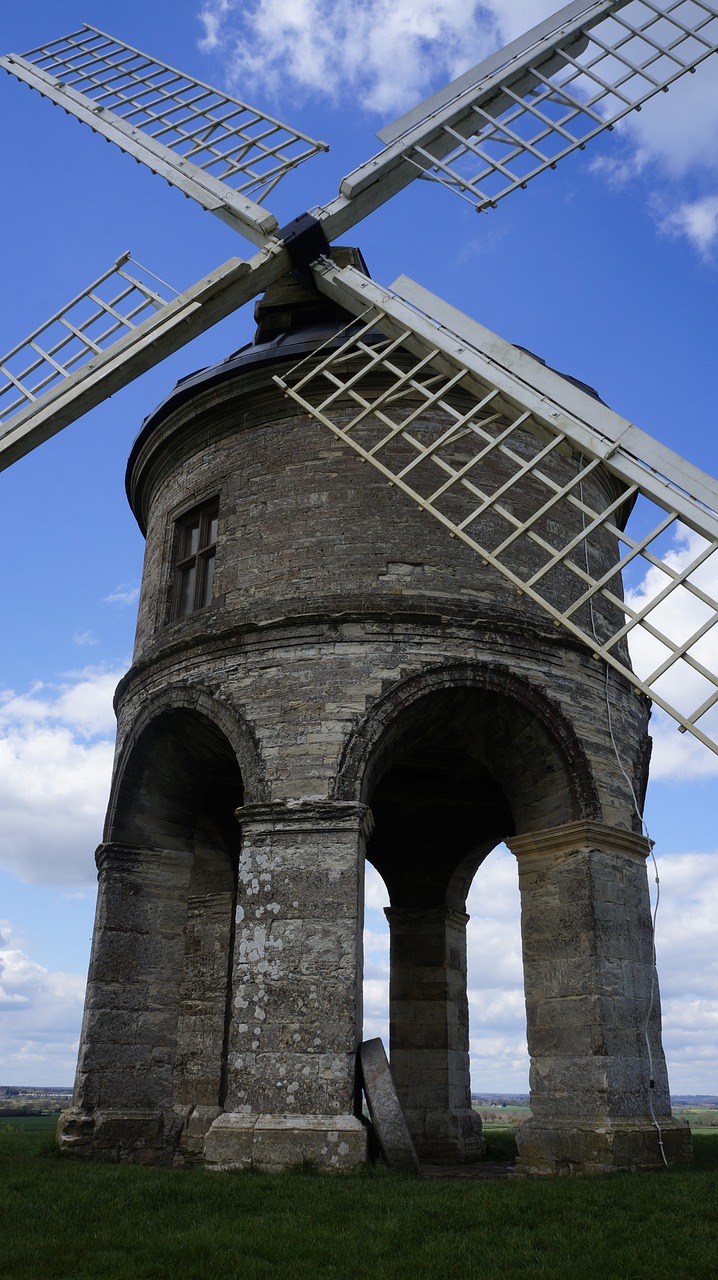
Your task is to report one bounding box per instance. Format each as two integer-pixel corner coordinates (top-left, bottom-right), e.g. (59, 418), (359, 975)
(0, 25), (328, 247)
(0, 249), (284, 470)
(275, 261), (718, 759)
(322, 0), (718, 236)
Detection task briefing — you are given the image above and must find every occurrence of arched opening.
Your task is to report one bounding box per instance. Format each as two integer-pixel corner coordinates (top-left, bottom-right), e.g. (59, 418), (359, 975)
(103, 708), (244, 1123)
(354, 678), (586, 1162)
(464, 843), (528, 1102)
(361, 849), (528, 1124)
(173, 767), (242, 1111)
(362, 862), (390, 1048)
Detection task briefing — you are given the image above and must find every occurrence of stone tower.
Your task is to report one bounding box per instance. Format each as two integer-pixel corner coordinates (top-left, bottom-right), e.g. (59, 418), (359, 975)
(59, 249), (690, 1175)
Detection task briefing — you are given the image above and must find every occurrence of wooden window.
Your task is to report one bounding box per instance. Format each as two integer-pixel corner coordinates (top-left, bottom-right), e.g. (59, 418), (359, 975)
(173, 499), (219, 618)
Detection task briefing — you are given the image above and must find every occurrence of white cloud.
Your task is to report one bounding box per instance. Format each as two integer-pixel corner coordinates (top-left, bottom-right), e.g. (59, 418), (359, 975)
(466, 845), (527, 1089)
(0, 920), (86, 1084)
(615, 69), (718, 182)
(647, 709), (718, 780)
(653, 851), (718, 997)
(0, 669), (120, 738)
(363, 864), (390, 1042)
(659, 193), (718, 259)
(589, 68), (718, 193)
(586, 37), (718, 254)
(198, 0), (232, 51)
(104, 584), (140, 606)
(0, 669), (122, 886)
(198, 0), (505, 114)
(652, 848), (718, 1092)
(589, 149), (649, 189)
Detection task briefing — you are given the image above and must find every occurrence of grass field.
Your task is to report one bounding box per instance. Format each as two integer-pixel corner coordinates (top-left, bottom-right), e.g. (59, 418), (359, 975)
(1, 1124), (717, 1279)
(1, 1114), (61, 1131)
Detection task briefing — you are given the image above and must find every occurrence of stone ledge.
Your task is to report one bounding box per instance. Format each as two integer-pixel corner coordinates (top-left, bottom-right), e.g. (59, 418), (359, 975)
(204, 1112), (367, 1172)
(115, 604), (611, 705)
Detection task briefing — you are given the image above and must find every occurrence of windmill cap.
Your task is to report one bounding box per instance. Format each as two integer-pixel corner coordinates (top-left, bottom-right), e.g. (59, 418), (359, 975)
(132, 246), (375, 440)
(253, 245), (369, 342)
(128, 245), (606, 506)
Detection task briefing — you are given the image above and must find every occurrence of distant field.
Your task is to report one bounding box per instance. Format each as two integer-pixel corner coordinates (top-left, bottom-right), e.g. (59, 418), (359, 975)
(475, 1106), (532, 1128)
(1, 1114), (58, 1131)
(673, 1108), (718, 1130)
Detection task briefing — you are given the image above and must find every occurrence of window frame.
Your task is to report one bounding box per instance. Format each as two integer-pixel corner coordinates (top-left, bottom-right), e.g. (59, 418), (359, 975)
(170, 496), (220, 621)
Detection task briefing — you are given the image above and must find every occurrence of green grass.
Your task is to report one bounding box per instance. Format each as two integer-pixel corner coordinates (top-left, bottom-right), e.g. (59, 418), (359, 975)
(1, 1127), (717, 1280)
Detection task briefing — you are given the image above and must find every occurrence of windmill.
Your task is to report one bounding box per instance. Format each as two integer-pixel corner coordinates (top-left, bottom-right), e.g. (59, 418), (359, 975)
(2, 0), (717, 1174)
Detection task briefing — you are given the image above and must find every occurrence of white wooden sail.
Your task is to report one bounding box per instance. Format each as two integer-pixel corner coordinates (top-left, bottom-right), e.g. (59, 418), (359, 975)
(0, 247), (285, 470)
(0, 24), (328, 247)
(320, 0), (718, 237)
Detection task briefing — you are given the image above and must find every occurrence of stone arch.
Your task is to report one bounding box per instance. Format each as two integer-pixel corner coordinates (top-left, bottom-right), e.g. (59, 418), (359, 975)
(77, 690), (257, 1151)
(105, 682), (267, 843)
(335, 661), (602, 1163)
(336, 661), (600, 840)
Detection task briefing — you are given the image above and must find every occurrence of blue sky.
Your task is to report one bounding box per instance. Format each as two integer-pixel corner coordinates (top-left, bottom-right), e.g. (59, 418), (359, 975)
(0, 1), (717, 1094)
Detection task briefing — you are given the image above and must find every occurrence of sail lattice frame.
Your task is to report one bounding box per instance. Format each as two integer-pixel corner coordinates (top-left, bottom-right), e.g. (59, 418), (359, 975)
(0, 254), (178, 432)
(275, 265), (718, 758)
(339, 0), (718, 221)
(14, 25), (327, 200)
(411, 0), (718, 211)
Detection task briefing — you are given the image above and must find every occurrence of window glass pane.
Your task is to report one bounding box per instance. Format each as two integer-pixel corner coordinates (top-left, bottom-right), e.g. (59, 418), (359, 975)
(178, 564), (197, 617)
(200, 550), (215, 609)
(182, 520), (201, 558)
(172, 498), (219, 620)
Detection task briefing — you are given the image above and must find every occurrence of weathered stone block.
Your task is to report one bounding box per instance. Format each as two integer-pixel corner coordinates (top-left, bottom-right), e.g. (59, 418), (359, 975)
(204, 1113), (256, 1171)
(515, 1116), (692, 1175)
(252, 1115), (367, 1173)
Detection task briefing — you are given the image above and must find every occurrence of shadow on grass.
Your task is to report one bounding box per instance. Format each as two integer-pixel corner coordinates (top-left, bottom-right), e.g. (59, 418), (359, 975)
(482, 1126), (518, 1162)
(691, 1131), (718, 1171)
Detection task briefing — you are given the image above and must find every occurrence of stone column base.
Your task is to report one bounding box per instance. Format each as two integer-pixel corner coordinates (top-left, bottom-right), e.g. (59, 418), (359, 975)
(515, 1116), (692, 1175)
(204, 1113), (367, 1173)
(406, 1106), (486, 1163)
(57, 1107), (184, 1165)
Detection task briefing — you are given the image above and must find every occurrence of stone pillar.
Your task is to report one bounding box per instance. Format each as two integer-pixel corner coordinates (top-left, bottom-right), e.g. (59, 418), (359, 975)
(204, 800), (369, 1172)
(58, 842), (194, 1163)
(385, 905), (485, 1162)
(508, 821), (691, 1174)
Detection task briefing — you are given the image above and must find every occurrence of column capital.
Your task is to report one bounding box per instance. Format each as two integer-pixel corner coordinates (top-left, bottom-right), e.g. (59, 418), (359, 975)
(384, 904), (470, 929)
(507, 820), (650, 865)
(235, 799), (373, 840)
(94, 842), (195, 875)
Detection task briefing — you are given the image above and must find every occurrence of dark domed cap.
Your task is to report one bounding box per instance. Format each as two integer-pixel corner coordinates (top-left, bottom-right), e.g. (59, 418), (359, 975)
(127, 244), (605, 504)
